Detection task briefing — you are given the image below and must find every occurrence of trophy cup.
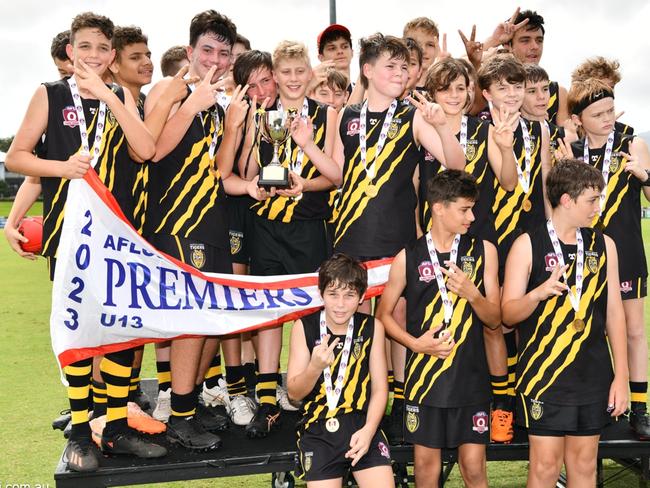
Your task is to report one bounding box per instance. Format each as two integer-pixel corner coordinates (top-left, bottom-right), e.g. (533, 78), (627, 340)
(255, 108), (297, 189)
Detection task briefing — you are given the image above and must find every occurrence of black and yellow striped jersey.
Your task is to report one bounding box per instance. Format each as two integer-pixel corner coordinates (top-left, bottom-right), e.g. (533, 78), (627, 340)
(298, 311), (374, 429)
(614, 120), (634, 136)
(547, 121), (565, 166)
(132, 92), (148, 234)
(571, 133), (647, 281)
(516, 225), (612, 404)
(252, 98), (330, 222)
(145, 88), (228, 249)
(547, 81), (560, 125)
(492, 119), (546, 254)
(404, 234), (491, 407)
(334, 102), (420, 257)
(419, 116), (497, 244)
(40, 78), (136, 258)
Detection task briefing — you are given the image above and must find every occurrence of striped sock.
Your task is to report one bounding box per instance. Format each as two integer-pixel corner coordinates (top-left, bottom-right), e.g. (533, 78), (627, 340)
(256, 373), (278, 406)
(156, 361), (171, 392)
(491, 374), (509, 409)
(226, 366), (247, 397)
(101, 349), (134, 436)
(64, 359), (92, 440)
(504, 331), (518, 399)
(630, 381), (648, 412)
(129, 366), (141, 401)
(91, 380), (107, 417)
(204, 353), (223, 390)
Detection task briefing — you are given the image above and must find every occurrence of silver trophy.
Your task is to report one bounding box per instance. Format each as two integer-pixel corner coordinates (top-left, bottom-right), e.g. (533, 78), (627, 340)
(255, 108), (297, 189)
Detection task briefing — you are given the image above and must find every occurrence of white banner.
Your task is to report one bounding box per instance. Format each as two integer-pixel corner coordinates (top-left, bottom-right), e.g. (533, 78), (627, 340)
(50, 170), (391, 367)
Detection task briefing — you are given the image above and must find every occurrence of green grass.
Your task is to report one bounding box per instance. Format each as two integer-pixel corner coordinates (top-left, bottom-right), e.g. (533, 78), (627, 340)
(0, 220), (649, 487)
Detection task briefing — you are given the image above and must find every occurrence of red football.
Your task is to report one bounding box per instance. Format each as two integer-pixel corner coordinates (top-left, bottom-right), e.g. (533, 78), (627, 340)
(18, 216), (43, 254)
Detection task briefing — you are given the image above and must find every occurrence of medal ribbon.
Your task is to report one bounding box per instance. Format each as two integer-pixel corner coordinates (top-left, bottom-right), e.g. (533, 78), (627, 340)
(582, 131), (615, 215)
(277, 98), (310, 174)
(516, 118), (532, 193)
(359, 99), (398, 179)
(425, 232), (461, 326)
(459, 115), (468, 158)
(546, 219), (584, 314)
(320, 310), (355, 411)
(67, 77), (107, 167)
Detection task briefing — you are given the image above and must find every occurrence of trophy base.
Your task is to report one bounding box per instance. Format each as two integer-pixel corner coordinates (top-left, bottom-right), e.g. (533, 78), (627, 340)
(259, 166), (290, 189)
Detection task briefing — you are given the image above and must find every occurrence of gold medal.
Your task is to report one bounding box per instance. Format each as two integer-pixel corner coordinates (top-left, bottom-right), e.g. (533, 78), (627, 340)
(522, 199), (532, 212)
(573, 318), (585, 332)
(325, 417), (340, 433)
(365, 184), (378, 197)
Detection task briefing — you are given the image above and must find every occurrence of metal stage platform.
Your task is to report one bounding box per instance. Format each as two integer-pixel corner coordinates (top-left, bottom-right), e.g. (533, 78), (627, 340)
(54, 380), (650, 487)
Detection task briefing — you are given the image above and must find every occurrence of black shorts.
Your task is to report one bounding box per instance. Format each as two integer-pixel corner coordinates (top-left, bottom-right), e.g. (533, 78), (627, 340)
(497, 227), (523, 284)
(249, 216), (328, 276)
(148, 233), (232, 274)
(516, 394), (610, 436)
(404, 402), (491, 449)
(619, 276), (648, 300)
(227, 196), (255, 265)
(48, 256), (57, 282)
(296, 413), (392, 482)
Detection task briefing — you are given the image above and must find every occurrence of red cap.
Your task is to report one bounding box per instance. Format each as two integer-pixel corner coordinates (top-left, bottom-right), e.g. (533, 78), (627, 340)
(317, 24), (351, 53)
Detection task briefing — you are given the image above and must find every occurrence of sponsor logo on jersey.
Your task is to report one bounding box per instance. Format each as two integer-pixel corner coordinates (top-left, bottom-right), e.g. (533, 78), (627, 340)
(62, 106), (79, 128)
(346, 118), (360, 136)
(544, 253), (559, 271)
(378, 441), (390, 459)
(472, 411), (489, 434)
(418, 261), (435, 282)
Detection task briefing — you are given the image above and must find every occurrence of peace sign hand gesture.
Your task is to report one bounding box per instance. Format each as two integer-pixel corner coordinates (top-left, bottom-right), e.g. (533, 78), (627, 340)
(186, 65), (223, 113)
(310, 334), (340, 371)
(488, 7), (530, 47)
(407, 91), (447, 128)
(459, 25), (484, 67)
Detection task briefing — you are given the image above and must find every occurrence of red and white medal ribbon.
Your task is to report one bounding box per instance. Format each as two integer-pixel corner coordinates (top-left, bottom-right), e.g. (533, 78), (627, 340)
(359, 99), (398, 179)
(516, 118), (532, 193)
(277, 98), (310, 175)
(67, 77), (107, 167)
(425, 232), (461, 326)
(582, 131), (615, 215)
(546, 219), (584, 314)
(189, 83), (221, 161)
(320, 310), (355, 411)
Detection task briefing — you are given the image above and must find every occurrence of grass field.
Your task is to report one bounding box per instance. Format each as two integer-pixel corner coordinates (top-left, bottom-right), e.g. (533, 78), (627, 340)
(0, 201), (649, 487)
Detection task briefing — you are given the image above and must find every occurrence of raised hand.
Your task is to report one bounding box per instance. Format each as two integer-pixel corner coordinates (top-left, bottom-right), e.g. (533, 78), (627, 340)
(488, 7), (530, 47)
(309, 334), (340, 371)
(491, 103), (518, 149)
(554, 137), (574, 162)
(441, 261), (480, 302)
(225, 84), (250, 130)
(408, 90), (447, 128)
(533, 264), (569, 301)
(459, 25), (484, 67)
(621, 151), (648, 181)
(434, 33), (451, 64)
(74, 59), (113, 101)
(162, 65), (199, 105)
(186, 65), (222, 113)
(290, 115), (314, 148)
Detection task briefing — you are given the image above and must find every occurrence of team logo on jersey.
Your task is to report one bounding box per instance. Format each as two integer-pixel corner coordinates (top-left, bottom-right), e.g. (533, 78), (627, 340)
(465, 141), (477, 161)
(229, 230), (243, 255)
(472, 411), (489, 434)
(346, 118), (360, 136)
(461, 256), (475, 276)
(106, 109), (116, 126)
(352, 341), (362, 360)
(377, 441), (390, 459)
(586, 255), (598, 274)
(303, 451), (313, 472)
(190, 243), (206, 269)
(544, 253), (559, 272)
(62, 106), (79, 128)
(529, 136), (538, 155)
(609, 155), (621, 173)
(530, 399), (544, 421)
(387, 119), (400, 139)
(405, 405), (420, 433)
(621, 281), (633, 293)
(418, 261), (435, 282)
